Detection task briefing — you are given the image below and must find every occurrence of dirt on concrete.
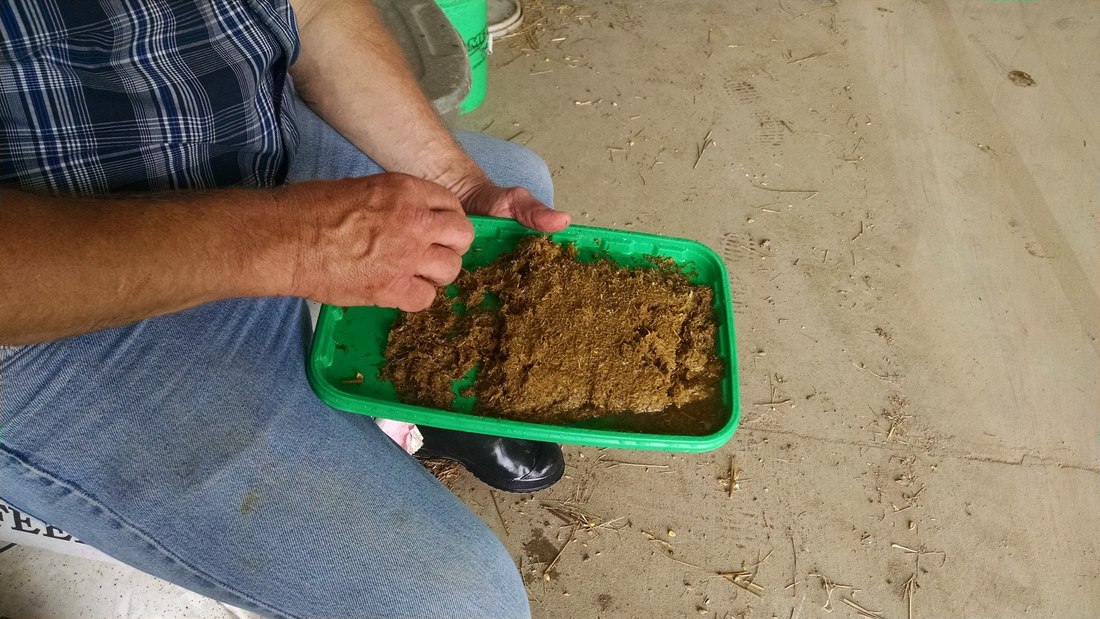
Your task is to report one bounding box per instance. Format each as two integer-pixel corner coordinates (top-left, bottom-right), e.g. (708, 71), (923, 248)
(452, 2), (1100, 619)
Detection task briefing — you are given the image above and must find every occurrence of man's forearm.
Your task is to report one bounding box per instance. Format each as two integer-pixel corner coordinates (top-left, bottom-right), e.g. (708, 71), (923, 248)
(288, 0), (571, 234)
(2, 173), (477, 345)
(289, 0), (486, 194)
(0, 187), (296, 345)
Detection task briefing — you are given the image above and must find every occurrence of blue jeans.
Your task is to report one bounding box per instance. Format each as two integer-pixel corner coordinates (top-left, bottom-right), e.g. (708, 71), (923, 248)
(0, 98), (552, 619)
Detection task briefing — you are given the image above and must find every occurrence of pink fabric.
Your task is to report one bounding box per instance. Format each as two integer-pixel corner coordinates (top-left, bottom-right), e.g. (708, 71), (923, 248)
(374, 419), (423, 455)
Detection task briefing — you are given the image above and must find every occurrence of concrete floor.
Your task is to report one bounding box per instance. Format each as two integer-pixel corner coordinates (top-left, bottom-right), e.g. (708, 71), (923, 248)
(458, 2), (1099, 617)
(2, 1), (1097, 618)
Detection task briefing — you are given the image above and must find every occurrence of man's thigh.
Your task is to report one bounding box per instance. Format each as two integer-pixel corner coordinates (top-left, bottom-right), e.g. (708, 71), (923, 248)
(0, 298), (528, 618)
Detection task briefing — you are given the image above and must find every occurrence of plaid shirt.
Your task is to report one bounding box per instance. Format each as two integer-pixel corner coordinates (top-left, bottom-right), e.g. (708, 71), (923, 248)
(0, 0), (299, 195)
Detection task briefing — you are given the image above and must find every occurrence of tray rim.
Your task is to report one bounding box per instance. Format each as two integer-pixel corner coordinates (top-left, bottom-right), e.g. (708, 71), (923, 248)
(306, 216), (740, 453)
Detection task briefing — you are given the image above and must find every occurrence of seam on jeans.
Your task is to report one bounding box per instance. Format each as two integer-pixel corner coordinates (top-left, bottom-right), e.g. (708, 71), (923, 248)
(0, 345), (5, 437)
(0, 345), (9, 433)
(0, 445), (299, 619)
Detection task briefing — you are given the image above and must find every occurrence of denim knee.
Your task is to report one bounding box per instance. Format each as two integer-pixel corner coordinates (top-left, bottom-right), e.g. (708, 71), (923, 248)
(499, 141), (554, 208)
(436, 523), (531, 619)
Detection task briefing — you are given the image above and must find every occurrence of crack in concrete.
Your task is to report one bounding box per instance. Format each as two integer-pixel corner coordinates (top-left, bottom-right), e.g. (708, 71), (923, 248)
(739, 425), (1100, 473)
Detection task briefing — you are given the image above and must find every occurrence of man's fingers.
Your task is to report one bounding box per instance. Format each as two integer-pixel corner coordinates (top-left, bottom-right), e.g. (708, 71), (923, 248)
(418, 177), (465, 213)
(396, 277), (437, 312)
(381, 172), (463, 213)
(416, 245), (463, 286)
(429, 209), (475, 254)
(509, 190), (571, 233)
(529, 207), (571, 233)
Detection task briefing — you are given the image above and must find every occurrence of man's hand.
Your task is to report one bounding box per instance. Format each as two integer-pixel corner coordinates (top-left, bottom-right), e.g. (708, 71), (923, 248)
(452, 177), (571, 234)
(287, 173), (473, 312)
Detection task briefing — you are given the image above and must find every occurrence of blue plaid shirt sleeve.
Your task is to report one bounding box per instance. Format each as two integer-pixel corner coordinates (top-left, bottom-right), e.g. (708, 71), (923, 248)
(0, 0), (300, 195)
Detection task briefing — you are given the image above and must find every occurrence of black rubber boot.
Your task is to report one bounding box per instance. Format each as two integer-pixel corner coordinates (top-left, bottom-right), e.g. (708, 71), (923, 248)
(417, 426), (565, 493)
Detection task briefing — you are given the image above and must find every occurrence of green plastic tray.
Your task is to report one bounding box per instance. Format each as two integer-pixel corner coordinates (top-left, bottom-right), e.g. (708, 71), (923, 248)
(307, 216), (739, 452)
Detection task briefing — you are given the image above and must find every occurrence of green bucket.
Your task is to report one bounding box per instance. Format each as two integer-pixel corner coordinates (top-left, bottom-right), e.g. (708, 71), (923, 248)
(436, 0), (488, 114)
